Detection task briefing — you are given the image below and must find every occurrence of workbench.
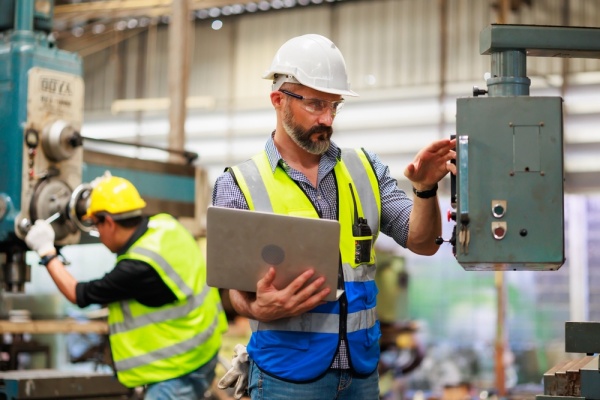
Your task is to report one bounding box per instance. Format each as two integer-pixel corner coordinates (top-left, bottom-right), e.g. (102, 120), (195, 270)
(0, 319), (109, 334)
(0, 319), (110, 371)
(0, 369), (132, 399)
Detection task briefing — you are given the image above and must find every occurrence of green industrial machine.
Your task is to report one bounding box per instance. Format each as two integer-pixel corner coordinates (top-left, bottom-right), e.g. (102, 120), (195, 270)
(0, 1), (202, 393)
(0, 0), (202, 293)
(0, 0), (89, 292)
(451, 24), (600, 271)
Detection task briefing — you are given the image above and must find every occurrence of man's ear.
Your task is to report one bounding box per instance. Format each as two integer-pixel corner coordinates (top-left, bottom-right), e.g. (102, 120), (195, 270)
(104, 215), (116, 230)
(270, 91), (284, 108)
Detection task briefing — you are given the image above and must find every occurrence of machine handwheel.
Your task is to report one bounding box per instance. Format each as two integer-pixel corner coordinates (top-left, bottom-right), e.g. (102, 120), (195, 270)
(29, 177), (76, 241)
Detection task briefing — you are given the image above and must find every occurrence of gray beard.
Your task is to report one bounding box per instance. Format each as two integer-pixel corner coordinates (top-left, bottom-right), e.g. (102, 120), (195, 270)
(283, 105), (332, 155)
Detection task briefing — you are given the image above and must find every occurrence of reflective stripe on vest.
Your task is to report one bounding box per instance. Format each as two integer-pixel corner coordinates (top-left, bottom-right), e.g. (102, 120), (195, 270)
(230, 148), (381, 381)
(249, 307), (377, 334)
(234, 157), (271, 211)
(342, 149), (380, 236)
(114, 307), (223, 371)
(342, 261), (377, 282)
(132, 246), (195, 296)
(111, 285), (216, 334)
(248, 263), (377, 334)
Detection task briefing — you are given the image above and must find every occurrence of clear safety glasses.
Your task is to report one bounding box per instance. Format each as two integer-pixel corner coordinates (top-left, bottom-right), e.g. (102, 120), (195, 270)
(279, 89), (345, 116)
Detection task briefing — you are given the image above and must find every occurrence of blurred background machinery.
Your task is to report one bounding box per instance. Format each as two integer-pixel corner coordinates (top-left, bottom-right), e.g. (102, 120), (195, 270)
(0, 1), (204, 397)
(0, 0), (90, 294)
(0, 1), (130, 396)
(375, 252), (426, 399)
(0, 0), (204, 294)
(536, 322), (600, 400)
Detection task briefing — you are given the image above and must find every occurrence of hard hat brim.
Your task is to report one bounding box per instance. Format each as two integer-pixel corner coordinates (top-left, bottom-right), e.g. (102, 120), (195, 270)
(264, 71), (359, 97)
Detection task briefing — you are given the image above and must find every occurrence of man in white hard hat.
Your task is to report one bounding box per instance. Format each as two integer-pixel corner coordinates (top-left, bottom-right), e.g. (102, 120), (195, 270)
(213, 34), (456, 399)
(25, 173), (228, 400)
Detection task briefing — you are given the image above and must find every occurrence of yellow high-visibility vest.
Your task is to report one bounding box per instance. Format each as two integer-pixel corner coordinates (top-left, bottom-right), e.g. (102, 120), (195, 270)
(108, 214), (227, 388)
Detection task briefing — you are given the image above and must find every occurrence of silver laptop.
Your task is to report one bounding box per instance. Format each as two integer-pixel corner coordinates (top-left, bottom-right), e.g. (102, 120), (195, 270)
(206, 206), (344, 302)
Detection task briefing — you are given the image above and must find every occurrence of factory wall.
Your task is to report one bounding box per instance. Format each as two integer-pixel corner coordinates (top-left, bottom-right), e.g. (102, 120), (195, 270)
(79, 0), (600, 194)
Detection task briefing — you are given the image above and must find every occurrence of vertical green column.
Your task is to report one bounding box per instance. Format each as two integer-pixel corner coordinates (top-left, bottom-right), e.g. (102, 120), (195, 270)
(487, 50), (531, 97)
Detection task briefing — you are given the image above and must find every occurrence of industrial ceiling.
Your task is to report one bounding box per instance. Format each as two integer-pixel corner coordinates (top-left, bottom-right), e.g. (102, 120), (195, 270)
(52, 0), (350, 53)
(55, 0), (259, 25)
(53, 0), (347, 30)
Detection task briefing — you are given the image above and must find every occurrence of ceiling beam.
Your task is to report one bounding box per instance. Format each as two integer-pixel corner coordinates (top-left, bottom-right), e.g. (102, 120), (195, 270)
(54, 0), (258, 29)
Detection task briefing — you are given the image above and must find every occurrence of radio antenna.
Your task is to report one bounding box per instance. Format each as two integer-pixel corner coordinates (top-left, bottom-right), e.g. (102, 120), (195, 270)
(349, 183), (359, 223)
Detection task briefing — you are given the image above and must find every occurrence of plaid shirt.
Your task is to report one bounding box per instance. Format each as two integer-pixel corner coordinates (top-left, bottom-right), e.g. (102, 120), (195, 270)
(212, 134), (413, 369)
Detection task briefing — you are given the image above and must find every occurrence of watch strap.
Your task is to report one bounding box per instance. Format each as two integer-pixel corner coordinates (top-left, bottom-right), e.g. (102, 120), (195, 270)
(412, 183), (438, 199)
(39, 253), (58, 267)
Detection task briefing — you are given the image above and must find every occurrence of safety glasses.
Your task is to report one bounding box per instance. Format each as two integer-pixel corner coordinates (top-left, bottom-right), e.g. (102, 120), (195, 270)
(279, 89), (345, 116)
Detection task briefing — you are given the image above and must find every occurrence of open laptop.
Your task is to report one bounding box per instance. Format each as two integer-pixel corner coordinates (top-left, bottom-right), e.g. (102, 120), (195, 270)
(206, 206), (344, 302)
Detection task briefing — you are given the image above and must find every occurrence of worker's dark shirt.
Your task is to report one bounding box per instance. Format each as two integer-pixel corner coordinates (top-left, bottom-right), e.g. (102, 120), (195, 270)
(75, 216), (178, 308)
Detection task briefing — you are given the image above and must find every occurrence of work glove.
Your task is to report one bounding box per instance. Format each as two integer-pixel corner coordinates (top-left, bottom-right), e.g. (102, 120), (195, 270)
(217, 344), (249, 399)
(25, 219), (56, 256)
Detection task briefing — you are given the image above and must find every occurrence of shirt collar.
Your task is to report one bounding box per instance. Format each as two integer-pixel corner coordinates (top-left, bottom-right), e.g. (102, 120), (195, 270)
(264, 131), (342, 173)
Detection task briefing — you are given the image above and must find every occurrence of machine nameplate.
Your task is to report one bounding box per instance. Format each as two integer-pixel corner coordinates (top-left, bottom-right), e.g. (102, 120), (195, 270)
(18, 67), (85, 245)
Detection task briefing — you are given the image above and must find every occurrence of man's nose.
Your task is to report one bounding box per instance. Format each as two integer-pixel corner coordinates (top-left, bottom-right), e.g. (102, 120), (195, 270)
(317, 108), (335, 125)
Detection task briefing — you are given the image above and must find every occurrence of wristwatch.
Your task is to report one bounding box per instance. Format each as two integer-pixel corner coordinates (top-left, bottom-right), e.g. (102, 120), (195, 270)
(412, 183), (438, 199)
(39, 253), (59, 267)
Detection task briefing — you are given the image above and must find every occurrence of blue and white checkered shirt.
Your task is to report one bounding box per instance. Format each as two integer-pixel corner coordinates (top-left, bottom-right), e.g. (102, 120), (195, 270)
(212, 134), (413, 369)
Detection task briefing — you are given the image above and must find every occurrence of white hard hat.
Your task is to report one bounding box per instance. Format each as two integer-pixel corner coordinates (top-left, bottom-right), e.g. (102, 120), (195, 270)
(263, 34), (358, 97)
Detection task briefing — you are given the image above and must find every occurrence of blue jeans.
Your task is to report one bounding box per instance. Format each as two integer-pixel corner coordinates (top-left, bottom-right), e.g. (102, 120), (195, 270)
(248, 360), (379, 400)
(144, 354), (218, 400)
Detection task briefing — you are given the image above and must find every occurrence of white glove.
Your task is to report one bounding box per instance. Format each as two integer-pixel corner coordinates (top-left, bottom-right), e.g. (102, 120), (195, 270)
(25, 219), (56, 256)
(217, 344), (249, 399)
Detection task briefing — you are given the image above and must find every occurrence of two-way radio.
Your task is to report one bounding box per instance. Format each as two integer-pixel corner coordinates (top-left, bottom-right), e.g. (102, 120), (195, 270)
(349, 183), (372, 264)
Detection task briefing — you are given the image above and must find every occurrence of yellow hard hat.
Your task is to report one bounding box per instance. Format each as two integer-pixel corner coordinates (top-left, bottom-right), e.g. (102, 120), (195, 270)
(84, 174), (146, 219)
